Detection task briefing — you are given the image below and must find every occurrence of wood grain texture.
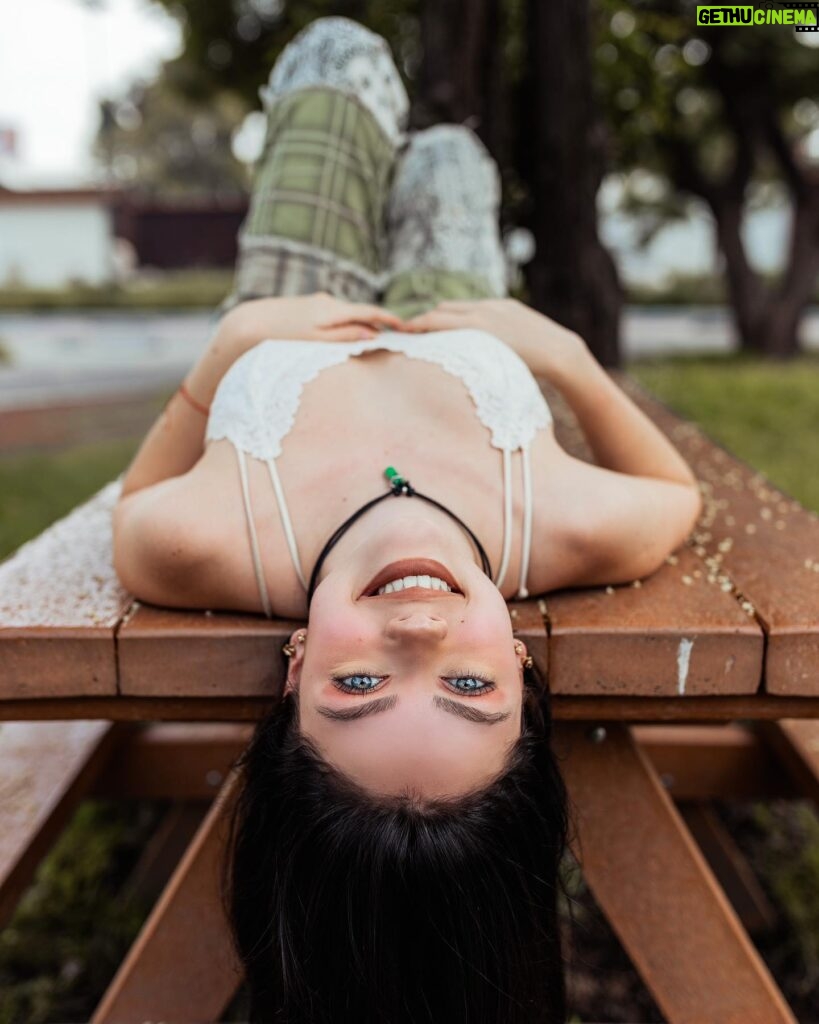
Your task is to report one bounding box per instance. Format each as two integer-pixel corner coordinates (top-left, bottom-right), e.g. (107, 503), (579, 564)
(0, 721), (122, 926)
(542, 376), (765, 697)
(92, 771), (243, 1023)
(0, 482), (129, 697)
(610, 373), (819, 695)
(556, 721), (797, 1024)
(117, 604), (295, 697)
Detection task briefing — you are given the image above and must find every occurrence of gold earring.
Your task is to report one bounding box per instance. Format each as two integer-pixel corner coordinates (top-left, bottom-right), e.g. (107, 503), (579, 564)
(282, 632), (306, 657)
(514, 640), (533, 669)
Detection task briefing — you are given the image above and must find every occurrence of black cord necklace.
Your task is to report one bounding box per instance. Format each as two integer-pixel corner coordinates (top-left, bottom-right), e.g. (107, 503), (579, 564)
(306, 466), (493, 604)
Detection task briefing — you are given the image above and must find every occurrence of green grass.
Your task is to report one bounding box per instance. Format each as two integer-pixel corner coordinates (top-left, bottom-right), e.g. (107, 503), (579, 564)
(628, 352), (819, 513)
(0, 439), (140, 561)
(0, 270), (234, 311)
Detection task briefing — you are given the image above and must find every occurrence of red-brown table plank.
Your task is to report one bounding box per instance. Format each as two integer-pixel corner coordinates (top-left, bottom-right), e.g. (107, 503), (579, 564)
(92, 771), (243, 1022)
(612, 374), (819, 695)
(117, 604), (293, 697)
(556, 721), (797, 1023)
(540, 377), (765, 697)
(0, 483), (129, 697)
(0, 720), (122, 926)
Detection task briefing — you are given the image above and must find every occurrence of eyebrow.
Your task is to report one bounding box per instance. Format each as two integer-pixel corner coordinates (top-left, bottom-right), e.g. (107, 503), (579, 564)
(315, 694), (510, 725)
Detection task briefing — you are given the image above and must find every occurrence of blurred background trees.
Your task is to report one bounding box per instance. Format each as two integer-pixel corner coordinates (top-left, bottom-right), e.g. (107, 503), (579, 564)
(93, 0), (819, 362)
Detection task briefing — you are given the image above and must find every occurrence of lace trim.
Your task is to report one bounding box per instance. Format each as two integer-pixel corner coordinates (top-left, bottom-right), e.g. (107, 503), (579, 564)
(206, 329), (552, 461)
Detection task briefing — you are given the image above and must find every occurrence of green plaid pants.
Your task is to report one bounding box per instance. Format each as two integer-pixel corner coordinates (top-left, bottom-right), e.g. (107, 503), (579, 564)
(227, 86), (496, 320)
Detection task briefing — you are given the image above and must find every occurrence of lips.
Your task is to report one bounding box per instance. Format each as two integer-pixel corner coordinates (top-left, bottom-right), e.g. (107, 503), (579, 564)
(359, 558), (463, 599)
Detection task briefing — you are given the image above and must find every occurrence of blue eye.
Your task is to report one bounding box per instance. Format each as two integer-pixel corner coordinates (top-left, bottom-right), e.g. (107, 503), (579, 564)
(332, 673), (385, 694)
(444, 675), (496, 696)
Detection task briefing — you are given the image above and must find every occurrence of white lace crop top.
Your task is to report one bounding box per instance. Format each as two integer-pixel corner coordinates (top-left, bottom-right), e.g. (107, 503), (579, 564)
(205, 328), (553, 613)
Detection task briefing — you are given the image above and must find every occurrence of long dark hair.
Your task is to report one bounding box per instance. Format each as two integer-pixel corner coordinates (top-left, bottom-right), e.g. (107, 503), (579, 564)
(225, 660), (570, 1023)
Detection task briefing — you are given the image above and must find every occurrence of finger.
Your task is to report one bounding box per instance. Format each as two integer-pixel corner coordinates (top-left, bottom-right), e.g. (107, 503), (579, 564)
(404, 310), (464, 332)
(321, 324), (378, 342)
(320, 304), (405, 331)
(435, 301), (476, 312)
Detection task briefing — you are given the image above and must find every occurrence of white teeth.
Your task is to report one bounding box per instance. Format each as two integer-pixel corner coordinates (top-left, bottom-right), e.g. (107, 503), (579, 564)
(376, 575), (455, 596)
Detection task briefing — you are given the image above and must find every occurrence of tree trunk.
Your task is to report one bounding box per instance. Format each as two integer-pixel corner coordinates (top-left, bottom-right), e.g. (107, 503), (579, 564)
(710, 189), (819, 358)
(521, 0), (622, 367)
(710, 196), (767, 354)
(415, 0), (504, 160)
(764, 188), (819, 358)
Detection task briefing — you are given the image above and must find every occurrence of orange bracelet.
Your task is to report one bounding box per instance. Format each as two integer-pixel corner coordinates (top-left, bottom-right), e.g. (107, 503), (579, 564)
(178, 381), (210, 416)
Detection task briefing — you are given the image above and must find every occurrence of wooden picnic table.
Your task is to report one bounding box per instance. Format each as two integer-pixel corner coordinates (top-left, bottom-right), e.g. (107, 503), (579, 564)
(1, 371), (817, 1022)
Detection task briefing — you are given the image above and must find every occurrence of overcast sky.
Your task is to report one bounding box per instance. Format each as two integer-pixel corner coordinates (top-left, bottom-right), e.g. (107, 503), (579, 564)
(0, 0), (181, 186)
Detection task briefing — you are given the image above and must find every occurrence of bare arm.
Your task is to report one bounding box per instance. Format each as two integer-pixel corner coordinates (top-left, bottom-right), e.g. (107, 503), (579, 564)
(541, 343), (698, 487)
(113, 294), (403, 601)
(118, 294), (404, 499)
(407, 299), (703, 583)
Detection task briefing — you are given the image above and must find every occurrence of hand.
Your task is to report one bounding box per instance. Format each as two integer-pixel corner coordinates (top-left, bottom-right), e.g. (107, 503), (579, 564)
(223, 292), (406, 349)
(186, 293), (405, 407)
(404, 298), (590, 384)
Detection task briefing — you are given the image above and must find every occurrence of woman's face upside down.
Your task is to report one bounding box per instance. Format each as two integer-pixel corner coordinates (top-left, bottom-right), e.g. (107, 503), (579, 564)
(285, 506), (527, 800)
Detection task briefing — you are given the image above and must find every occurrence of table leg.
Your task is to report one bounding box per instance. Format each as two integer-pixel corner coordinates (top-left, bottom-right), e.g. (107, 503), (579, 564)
(92, 770), (243, 1023)
(555, 721), (797, 1024)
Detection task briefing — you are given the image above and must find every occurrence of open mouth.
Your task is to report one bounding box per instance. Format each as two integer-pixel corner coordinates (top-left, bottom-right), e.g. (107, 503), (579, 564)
(360, 558), (463, 599)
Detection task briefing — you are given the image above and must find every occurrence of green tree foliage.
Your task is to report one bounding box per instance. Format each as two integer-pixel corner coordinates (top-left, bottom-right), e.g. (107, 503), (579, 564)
(96, 83), (249, 195)
(593, 0), (819, 355)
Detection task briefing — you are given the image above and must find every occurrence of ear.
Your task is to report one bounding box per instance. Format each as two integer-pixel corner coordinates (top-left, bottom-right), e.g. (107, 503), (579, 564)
(515, 639), (529, 670)
(283, 629), (306, 695)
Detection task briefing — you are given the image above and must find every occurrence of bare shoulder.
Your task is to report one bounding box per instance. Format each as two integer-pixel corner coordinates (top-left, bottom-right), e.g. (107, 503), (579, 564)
(529, 442), (702, 593)
(113, 441), (263, 613)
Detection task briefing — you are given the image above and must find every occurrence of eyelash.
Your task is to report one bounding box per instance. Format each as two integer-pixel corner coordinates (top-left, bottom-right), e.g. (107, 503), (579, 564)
(331, 671), (496, 697)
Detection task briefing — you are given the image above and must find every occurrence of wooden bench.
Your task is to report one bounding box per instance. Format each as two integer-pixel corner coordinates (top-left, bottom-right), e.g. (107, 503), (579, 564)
(1, 371), (817, 1022)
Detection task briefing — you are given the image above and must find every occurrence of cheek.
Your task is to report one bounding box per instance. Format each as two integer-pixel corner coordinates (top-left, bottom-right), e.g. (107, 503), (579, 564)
(457, 591), (514, 644)
(307, 593), (374, 654)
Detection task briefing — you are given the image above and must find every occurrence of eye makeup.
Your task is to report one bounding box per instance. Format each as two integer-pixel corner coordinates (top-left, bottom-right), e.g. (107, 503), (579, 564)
(330, 670), (497, 697)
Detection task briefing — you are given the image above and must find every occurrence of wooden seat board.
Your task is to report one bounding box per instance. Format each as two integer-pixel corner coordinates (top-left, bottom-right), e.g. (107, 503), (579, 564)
(0, 482), (128, 697)
(0, 720), (121, 926)
(608, 374), (819, 695)
(92, 771), (243, 1023)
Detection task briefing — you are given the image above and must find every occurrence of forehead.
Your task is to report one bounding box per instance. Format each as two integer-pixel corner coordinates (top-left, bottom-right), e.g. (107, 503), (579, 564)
(305, 704), (519, 798)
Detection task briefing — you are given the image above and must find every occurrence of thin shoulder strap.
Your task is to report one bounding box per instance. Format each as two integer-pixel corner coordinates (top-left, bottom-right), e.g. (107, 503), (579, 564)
(516, 443), (533, 599)
(494, 447), (513, 590)
(266, 457), (309, 591)
(235, 446), (273, 618)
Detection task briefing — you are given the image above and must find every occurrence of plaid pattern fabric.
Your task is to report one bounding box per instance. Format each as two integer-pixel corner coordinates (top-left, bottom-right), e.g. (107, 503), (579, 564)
(225, 85), (502, 318)
(381, 268), (496, 321)
(228, 87), (397, 308)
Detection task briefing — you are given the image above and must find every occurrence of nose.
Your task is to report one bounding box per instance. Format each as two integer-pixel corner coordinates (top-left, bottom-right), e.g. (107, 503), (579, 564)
(383, 612), (448, 643)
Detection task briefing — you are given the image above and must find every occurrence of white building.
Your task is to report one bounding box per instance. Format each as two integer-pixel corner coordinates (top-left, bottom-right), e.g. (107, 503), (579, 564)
(0, 188), (117, 288)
